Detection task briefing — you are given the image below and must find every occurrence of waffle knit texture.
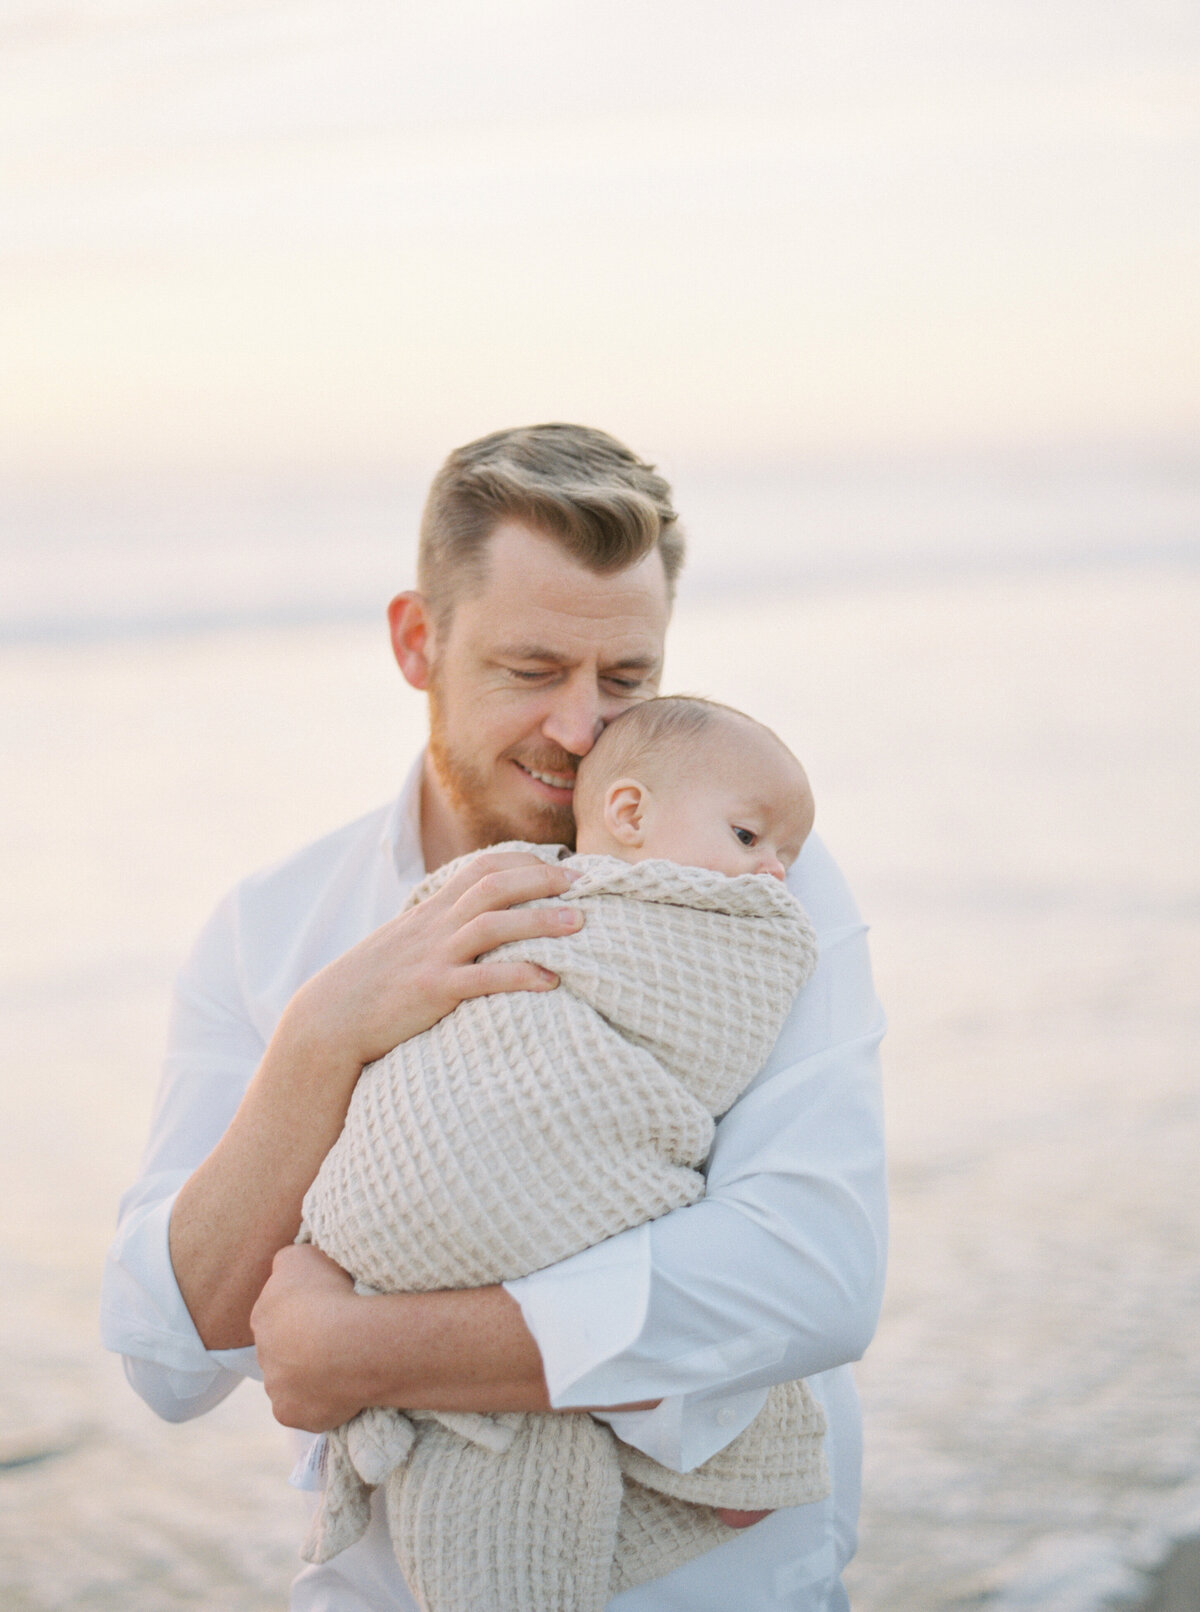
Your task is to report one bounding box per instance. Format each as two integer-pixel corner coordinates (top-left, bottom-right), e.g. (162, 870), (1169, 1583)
(298, 844), (827, 1609)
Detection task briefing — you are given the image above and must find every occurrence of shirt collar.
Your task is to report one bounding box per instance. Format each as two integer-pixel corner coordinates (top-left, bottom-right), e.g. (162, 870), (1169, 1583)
(381, 748), (428, 892)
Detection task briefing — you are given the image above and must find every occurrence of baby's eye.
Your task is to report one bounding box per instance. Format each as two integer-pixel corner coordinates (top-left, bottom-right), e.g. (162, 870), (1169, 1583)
(732, 826), (757, 847)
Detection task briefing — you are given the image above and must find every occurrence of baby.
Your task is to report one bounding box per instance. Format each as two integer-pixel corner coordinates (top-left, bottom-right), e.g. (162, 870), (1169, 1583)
(299, 697), (825, 1612)
(570, 692), (813, 883)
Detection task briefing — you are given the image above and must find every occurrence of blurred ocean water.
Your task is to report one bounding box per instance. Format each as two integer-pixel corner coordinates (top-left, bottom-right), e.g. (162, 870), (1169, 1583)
(0, 468), (1197, 1609)
(3, 448), (1198, 640)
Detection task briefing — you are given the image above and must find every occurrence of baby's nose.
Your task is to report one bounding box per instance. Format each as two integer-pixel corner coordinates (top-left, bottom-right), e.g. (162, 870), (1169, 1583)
(758, 856), (786, 882)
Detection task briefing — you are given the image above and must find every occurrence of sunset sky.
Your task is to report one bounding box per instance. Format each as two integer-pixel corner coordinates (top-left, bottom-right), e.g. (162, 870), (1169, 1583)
(3, 0), (1198, 478)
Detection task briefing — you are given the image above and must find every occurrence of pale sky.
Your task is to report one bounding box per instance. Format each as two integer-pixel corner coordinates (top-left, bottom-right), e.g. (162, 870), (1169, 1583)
(2, 0), (1198, 475)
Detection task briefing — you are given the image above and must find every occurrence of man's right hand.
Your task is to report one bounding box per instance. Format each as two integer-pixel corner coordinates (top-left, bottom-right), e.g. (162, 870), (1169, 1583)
(170, 850), (583, 1352)
(285, 849), (583, 1071)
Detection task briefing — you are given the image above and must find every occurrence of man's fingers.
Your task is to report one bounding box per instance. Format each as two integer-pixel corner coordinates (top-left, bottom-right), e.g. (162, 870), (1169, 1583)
(450, 857), (578, 920)
(456, 960), (561, 999)
(458, 901), (583, 960)
(435, 848), (545, 900)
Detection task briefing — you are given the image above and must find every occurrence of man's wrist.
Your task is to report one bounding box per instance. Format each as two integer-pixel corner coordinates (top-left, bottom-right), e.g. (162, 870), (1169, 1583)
(272, 986), (365, 1095)
(342, 1287), (553, 1416)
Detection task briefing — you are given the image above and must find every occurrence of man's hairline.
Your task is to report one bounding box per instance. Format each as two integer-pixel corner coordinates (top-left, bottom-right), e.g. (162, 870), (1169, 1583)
(425, 516), (677, 638)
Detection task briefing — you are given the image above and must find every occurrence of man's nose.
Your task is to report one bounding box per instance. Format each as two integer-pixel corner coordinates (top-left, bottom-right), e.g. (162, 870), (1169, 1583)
(541, 682), (605, 758)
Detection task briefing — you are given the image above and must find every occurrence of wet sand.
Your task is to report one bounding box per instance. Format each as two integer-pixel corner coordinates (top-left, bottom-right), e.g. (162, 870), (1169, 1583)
(1, 565), (1196, 1608)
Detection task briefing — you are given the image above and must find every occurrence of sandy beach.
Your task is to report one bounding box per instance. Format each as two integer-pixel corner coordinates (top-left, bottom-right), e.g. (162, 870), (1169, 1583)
(1, 561), (1197, 1609)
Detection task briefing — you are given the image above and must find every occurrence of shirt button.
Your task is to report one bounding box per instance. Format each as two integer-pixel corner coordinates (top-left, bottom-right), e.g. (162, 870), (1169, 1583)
(716, 1406), (736, 1427)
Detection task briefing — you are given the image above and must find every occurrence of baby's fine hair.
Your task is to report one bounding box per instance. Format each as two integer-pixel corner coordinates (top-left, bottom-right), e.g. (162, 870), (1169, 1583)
(573, 695), (790, 822)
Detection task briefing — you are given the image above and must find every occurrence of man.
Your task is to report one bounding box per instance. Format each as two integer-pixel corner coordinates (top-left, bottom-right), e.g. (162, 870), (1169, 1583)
(102, 423), (888, 1610)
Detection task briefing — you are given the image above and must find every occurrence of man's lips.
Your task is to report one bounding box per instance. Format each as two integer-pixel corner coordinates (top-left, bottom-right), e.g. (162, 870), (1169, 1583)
(514, 760), (576, 795)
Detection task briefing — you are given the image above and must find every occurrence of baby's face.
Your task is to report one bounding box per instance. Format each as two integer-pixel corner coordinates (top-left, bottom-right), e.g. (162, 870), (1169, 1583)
(636, 726), (813, 882)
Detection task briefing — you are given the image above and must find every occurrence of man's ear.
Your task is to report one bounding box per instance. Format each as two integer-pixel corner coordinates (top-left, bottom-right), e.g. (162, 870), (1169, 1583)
(604, 779), (648, 847)
(388, 592), (436, 691)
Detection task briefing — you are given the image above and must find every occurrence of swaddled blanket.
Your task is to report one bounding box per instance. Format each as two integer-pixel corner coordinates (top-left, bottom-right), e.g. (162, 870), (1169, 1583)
(299, 845), (826, 1611)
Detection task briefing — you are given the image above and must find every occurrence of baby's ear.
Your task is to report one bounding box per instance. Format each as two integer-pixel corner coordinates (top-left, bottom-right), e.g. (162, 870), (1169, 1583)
(604, 779), (646, 845)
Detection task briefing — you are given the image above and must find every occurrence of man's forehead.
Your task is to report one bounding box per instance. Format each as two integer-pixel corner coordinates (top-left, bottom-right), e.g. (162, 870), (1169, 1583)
(448, 525), (671, 658)
(480, 522), (668, 605)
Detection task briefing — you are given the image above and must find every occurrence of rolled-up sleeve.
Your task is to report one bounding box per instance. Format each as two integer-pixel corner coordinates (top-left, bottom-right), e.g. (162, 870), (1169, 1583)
(505, 838), (887, 1473)
(100, 892), (267, 1421)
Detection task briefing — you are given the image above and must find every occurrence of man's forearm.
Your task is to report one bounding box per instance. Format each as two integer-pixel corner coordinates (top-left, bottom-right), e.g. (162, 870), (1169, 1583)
(171, 851), (582, 1353)
(251, 1246), (659, 1430)
(170, 1005), (364, 1351)
(250, 1250), (548, 1427)
(342, 1286), (553, 1416)
(346, 1289), (660, 1416)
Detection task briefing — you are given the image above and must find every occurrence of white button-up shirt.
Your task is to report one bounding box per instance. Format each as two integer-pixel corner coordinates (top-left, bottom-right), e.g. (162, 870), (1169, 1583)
(101, 753), (887, 1610)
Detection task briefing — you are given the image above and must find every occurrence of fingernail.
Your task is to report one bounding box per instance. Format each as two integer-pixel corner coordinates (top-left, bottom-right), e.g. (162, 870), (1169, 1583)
(536, 967), (559, 986)
(557, 908), (582, 927)
(560, 868), (582, 882)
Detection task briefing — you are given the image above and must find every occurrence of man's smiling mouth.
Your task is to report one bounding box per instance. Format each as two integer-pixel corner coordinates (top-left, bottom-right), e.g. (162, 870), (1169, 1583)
(515, 761), (576, 792)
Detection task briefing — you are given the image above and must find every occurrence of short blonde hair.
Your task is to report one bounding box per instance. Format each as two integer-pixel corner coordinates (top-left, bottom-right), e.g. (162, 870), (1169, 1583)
(418, 423), (685, 626)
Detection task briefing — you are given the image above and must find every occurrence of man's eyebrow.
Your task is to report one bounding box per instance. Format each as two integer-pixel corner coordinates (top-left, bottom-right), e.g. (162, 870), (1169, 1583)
(492, 643), (570, 662)
(493, 643), (660, 672)
(604, 653), (661, 673)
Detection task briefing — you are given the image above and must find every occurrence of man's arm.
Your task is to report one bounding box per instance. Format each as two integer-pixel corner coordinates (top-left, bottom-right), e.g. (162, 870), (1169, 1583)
(251, 1002), (881, 1439)
(169, 850), (584, 1351)
(251, 1244), (660, 1430)
(249, 837), (886, 1459)
(248, 1244), (549, 1427)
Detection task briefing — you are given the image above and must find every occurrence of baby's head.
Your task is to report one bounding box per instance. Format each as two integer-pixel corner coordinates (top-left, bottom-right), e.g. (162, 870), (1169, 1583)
(572, 696), (814, 881)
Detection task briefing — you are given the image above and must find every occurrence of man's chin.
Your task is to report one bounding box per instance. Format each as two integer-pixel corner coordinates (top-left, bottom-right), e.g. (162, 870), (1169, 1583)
(478, 799), (575, 851)
(426, 720), (575, 850)
(532, 809), (576, 850)
(445, 781), (575, 853)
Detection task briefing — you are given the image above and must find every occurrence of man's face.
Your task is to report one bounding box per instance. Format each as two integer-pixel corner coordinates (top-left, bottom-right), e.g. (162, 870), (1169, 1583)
(423, 521), (671, 851)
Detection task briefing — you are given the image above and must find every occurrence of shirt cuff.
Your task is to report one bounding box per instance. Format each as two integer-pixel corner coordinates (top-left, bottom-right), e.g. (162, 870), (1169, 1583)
(101, 1182), (262, 1409)
(504, 1223), (652, 1404)
(593, 1382), (770, 1472)
(503, 1223), (781, 1473)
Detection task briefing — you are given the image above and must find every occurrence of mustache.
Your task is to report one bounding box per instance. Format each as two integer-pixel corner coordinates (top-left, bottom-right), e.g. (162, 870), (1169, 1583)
(513, 747), (580, 779)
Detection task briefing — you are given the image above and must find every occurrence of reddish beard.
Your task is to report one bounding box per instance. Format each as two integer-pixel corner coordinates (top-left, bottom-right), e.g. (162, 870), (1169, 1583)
(427, 680), (578, 850)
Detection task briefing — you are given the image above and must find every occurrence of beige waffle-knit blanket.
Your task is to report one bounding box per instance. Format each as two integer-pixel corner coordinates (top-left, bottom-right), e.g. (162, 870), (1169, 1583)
(298, 845), (827, 1610)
